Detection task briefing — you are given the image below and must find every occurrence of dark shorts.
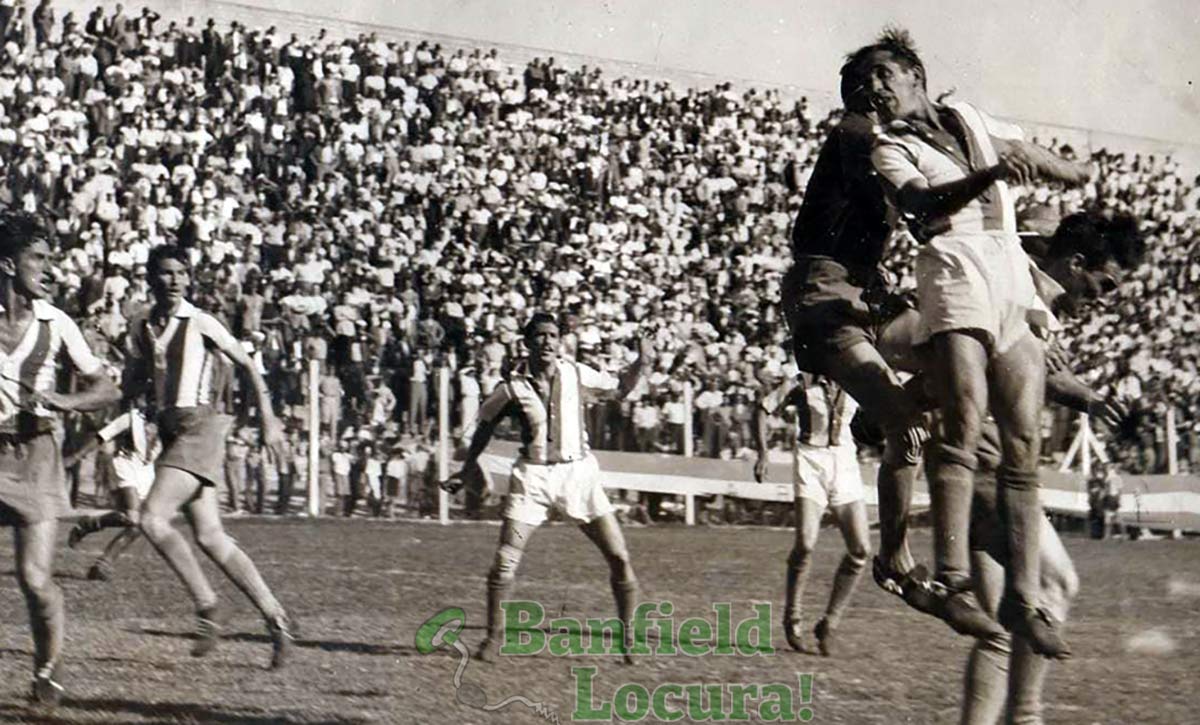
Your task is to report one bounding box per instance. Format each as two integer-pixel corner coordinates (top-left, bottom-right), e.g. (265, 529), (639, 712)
(783, 257), (875, 374)
(0, 430), (67, 527)
(156, 407), (235, 488)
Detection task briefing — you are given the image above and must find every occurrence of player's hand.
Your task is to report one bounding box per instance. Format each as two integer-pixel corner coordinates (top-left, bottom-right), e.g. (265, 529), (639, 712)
(1089, 395), (1128, 430)
(753, 455), (768, 483)
(996, 148), (1037, 187)
(261, 415), (286, 465)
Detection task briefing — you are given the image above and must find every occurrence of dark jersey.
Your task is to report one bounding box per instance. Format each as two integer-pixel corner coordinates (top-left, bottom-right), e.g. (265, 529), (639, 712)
(791, 112), (891, 282)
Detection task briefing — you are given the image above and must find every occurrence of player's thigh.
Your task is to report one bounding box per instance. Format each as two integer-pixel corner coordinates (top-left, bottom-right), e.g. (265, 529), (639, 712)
(497, 518), (539, 555)
(875, 308), (924, 374)
(826, 341), (916, 424)
(184, 482), (226, 536)
(580, 512), (631, 562)
(829, 500), (872, 558)
(142, 466), (204, 520)
(927, 331), (990, 439)
(987, 333), (1046, 465)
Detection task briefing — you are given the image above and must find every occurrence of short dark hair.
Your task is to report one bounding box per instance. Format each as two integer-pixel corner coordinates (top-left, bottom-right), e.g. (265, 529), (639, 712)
(1047, 210), (1146, 270)
(146, 244), (190, 278)
(840, 27), (926, 107)
(522, 312), (559, 338)
(0, 211), (50, 262)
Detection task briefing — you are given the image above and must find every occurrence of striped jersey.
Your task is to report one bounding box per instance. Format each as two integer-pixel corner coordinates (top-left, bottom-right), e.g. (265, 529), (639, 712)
(129, 300), (238, 411)
(475, 358), (620, 464)
(871, 101), (1024, 236)
(0, 299), (104, 433)
(760, 373), (857, 449)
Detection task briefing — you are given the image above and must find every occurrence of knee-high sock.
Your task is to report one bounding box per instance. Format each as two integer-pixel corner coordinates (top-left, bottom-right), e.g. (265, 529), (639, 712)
(1006, 635), (1049, 724)
(960, 633), (1011, 725)
(612, 577), (639, 651)
(22, 583), (64, 670)
(142, 520), (218, 610)
(824, 553), (867, 628)
(996, 468), (1042, 609)
(199, 532), (285, 621)
(784, 548), (811, 623)
(928, 444), (978, 590)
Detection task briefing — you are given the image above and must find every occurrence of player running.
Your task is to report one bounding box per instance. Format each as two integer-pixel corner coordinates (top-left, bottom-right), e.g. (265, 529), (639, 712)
(65, 409), (157, 581)
(445, 312), (650, 664)
(125, 244), (296, 669)
(854, 29), (1091, 658)
(753, 373), (870, 657)
(0, 212), (120, 705)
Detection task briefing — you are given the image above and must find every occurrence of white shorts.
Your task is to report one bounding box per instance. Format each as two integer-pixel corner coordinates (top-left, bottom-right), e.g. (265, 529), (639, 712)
(914, 231), (1037, 356)
(112, 454), (155, 500)
(505, 454), (615, 526)
(793, 445), (864, 509)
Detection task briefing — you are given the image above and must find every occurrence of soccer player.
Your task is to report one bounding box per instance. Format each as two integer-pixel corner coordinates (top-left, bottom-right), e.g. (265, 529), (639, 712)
(0, 212), (120, 705)
(125, 244), (295, 669)
(782, 40), (945, 627)
(875, 209), (1143, 722)
(445, 312), (650, 664)
(65, 408), (157, 581)
(854, 30), (1090, 657)
(753, 373), (869, 657)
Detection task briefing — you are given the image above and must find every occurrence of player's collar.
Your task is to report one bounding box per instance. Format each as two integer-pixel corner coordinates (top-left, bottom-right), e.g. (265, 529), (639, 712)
(31, 298), (56, 321)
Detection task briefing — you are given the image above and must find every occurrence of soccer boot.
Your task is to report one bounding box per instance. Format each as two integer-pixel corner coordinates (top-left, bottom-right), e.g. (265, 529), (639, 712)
(998, 597), (1072, 660)
(31, 663), (64, 707)
(68, 517), (101, 549)
(268, 613), (297, 670)
(813, 618), (837, 657)
(938, 587), (1006, 640)
(872, 558), (940, 617)
(87, 559), (114, 582)
(782, 617), (805, 653)
(192, 606), (223, 657)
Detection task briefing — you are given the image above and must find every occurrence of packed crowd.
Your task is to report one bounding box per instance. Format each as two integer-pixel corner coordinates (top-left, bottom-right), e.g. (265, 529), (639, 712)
(2, 2), (1197, 507)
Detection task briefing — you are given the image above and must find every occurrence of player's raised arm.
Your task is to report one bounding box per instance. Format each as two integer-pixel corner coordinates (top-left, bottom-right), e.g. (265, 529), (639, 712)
(195, 313), (285, 462)
(990, 137), (1092, 187)
(615, 336), (654, 399)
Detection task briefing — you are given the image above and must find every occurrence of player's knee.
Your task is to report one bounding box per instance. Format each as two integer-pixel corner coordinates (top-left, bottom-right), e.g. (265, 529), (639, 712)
(788, 545), (811, 568)
(138, 511), (170, 540)
(121, 509), (140, 527)
(193, 526), (230, 555)
(846, 541), (871, 569)
(1000, 427), (1041, 470)
(17, 559), (54, 599)
(996, 465), (1040, 493)
(489, 544), (523, 583)
(929, 441), (979, 473)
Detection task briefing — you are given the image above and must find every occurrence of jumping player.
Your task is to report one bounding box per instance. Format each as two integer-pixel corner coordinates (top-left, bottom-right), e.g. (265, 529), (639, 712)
(65, 408), (157, 581)
(125, 244), (295, 669)
(753, 373), (869, 657)
(445, 312), (650, 664)
(0, 212), (120, 705)
(856, 29), (1090, 657)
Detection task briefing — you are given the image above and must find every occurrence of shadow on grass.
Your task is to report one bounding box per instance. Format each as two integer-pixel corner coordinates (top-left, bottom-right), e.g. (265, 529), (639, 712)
(137, 627), (440, 658)
(0, 699), (371, 724)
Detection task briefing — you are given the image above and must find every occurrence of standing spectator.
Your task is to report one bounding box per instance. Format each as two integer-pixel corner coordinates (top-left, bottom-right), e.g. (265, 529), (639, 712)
(331, 441), (353, 516)
(407, 352), (430, 435)
(384, 443), (408, 518)
(224, 428), (249, 515)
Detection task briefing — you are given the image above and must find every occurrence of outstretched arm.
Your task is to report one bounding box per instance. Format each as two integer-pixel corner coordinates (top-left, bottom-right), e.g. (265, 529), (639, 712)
(199, 315), (286, 462)
(991, 137), (1092, 186)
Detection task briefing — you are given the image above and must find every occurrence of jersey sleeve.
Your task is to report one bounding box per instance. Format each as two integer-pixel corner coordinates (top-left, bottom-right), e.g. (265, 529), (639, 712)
(871, 137), (924, 192)
(195, 311), (243, 353)
(759, 379), (798, 414)
(979, 108), (1025, 142)
(475, 383), (513, 424)
(55, 309), (105, 376)
(576, 362), (620, 395)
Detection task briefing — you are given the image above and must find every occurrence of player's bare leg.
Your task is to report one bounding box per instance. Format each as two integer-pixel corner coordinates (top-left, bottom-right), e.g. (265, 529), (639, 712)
(580, 513), (639, 665)
(988, 333), (1069, 659)
(815, 499), (872, 656)
(69, 486), (139, 550)
(824, 340), (928, 605)
(140, 468), (223, 656)
(477, 518), (539, 662)
(783, 497), (823, 653)
(184, 482), (293, 668)
(15, 520), (66, 705)
(925, 331), (1006, 639)
(961, 517), (1078, 724)
(89, 526), (142, 581)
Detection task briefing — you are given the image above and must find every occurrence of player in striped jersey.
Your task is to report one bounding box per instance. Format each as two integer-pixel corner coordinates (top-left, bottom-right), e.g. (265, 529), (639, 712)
(0, 212), (120, 705)
(753, 372), (870, 656)
(855, 31), (1091, 658)
(445, 312), (651, 664)
(124, 245), (295, 670)
(64, 409), (157, 581)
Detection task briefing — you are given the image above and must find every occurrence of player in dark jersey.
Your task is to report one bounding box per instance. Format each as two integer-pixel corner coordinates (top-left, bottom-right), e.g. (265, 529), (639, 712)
(783, 50), (953, 631)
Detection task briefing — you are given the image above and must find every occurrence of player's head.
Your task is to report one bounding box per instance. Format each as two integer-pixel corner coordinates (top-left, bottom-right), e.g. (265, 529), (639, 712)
(522, 312), (560, 365)
(146, 244), (192, 306)
(841, 27), (928, 121)
(0, 211), (54, 300)
(1041, 210), (1144, 315)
